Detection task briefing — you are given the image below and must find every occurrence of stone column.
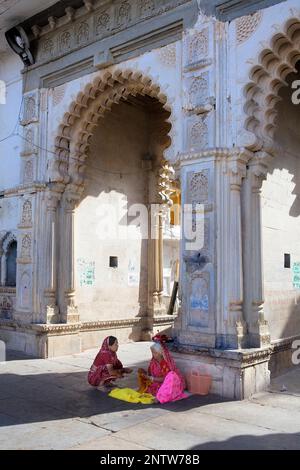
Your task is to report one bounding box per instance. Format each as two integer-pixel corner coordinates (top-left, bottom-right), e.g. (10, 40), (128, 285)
(247, 154), (271, 347)
(225, 151), (250, 349)
(149, 204), (165, 317)
(43, 190), (61, 323)
(60, 189), (80, 323)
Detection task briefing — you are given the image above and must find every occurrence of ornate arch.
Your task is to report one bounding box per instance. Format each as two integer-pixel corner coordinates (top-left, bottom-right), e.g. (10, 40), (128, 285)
(0, 231), (7, 253)
(51, 68), (174, 187)
(2, 232), (17, 254)
(243, 14), (300, 152)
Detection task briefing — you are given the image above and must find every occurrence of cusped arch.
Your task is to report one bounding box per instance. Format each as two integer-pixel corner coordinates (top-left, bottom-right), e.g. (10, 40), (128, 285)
(2, 232), (17, 254)
(52, 68), (174, 185)
(243, 14), (300, 152)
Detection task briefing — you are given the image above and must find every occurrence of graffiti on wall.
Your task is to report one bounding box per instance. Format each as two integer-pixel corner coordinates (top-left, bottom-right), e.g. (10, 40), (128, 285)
(77, 258), (96, 287)
(292, 262), (300, 289)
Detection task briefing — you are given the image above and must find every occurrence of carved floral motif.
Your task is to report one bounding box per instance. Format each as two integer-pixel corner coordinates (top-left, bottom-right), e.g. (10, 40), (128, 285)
(21, 234), (32, 259)
(236, 11), (262, 44)
(21, 200), (33, 227)
(188, 29), (209, 64)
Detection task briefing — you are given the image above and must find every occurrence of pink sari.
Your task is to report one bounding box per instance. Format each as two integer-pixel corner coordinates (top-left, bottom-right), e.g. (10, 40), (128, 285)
(87, 337), (123, 387)
(145, 343), (187, 404)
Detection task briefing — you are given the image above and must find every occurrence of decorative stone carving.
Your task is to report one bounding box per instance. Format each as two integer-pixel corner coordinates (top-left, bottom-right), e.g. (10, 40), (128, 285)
(41, 37), (55, 59)
(188, 72), (209, 108)
(139, 0), (155, 18)
(76, 21), (89, 45)
(34, 0), (191, 66)
(188, 170), (209, 205)
(22, 127), (35, 155)
(23, 96), (37, 123)
(243, 17), (300, 151)
(236, 11), (262, 44)
(0, 296), (13, 318)
(52, 84), (66, 107)
(188, 29), (209, 65)
(116, 1), (131, 27)
(0, 296), (12, 310)
(21, 234), (32, 259)
(59, 30), (72, 52)
(2, 232), (17, 254)
(20, 200), (33, 227)
(95, 12), (111, 35)
(158, 43), (176, 67)
(23, 160), (34, 184)
(53, 68), (173, 185)
(189, 118), (208, 150)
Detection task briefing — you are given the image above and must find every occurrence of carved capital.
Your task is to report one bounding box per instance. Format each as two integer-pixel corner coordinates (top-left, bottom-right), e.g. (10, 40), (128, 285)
(248, 151), (273, 193)
(62, 187), (81, 212)
(227, 148), (252, 190)
(45, 190), (62, 211)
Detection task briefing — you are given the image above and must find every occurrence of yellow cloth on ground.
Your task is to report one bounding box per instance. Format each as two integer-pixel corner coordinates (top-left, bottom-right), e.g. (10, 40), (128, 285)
(108, 387), (155, 404)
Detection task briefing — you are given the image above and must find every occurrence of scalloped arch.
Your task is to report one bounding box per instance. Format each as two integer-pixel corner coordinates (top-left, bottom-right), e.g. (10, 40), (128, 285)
(51, 68), (174, 185)
(2, 232), (17, 253)
(243, 14), (300, 151)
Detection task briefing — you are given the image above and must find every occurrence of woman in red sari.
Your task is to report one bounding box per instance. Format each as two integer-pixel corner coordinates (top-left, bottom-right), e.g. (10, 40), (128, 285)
(88, 336), (132, 388)
(138, 339), (187, 403)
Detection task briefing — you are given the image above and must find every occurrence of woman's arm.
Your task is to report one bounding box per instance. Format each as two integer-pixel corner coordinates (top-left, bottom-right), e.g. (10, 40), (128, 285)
(107, 364), (123, 377)
(149, 375), (164, 383)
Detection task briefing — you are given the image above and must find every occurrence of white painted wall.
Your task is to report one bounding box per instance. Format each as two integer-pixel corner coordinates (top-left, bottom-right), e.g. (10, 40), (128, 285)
(75, 101), (150, 321)
(0, 51), (22, 190)
(262, 69), (300, 340)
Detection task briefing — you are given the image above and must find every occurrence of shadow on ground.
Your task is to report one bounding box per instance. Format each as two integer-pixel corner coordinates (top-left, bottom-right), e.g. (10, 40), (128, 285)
(0, 364), (228, 428)
(190, 432), (300, 450)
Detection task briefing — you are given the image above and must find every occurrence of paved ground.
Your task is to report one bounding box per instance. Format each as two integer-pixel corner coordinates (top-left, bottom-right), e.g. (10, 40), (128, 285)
(0, 341), (300, 450)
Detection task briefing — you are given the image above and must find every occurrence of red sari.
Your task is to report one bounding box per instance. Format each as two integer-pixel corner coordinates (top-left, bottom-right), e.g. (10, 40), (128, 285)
(87, 337), (123, 387)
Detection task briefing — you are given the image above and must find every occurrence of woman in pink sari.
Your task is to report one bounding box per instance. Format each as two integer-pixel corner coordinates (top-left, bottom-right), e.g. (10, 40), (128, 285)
(138, 340), (187, 403)
(88, 336), (132, 388)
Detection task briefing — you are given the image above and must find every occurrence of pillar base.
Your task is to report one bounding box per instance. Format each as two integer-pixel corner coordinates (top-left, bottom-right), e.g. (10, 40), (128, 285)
(46, 306), (60, 324)
(61, 305), (80, 323)
(248, 320), (271, 348)
(0, 316), (175, 358)
(171, 343), (271, 400)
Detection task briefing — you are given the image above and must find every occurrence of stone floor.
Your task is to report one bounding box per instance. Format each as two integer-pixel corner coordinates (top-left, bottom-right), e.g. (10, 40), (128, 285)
(0, 341), (300, 450)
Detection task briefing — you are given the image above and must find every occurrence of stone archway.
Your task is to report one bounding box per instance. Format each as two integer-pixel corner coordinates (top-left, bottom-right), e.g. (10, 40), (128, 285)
(241, 15), (300, 349)
(45, 68), (178, 340)
(50, 69), (173, 185)
(243, 15), (300, 152)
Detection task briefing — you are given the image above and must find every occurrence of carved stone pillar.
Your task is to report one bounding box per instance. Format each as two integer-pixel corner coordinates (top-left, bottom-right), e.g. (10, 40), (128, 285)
(43, 190), (61, 323)
(60, 189), (80, 323)
(175, 149), (253, 350)
(175, 154), (216, 348)
(246, 154), (271, 347)
(149, 204), (165, 317)
(225, 151), (249, 349)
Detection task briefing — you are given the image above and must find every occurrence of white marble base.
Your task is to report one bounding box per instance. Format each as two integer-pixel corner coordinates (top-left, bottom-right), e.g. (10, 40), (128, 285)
(171, 346), (271, 400)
